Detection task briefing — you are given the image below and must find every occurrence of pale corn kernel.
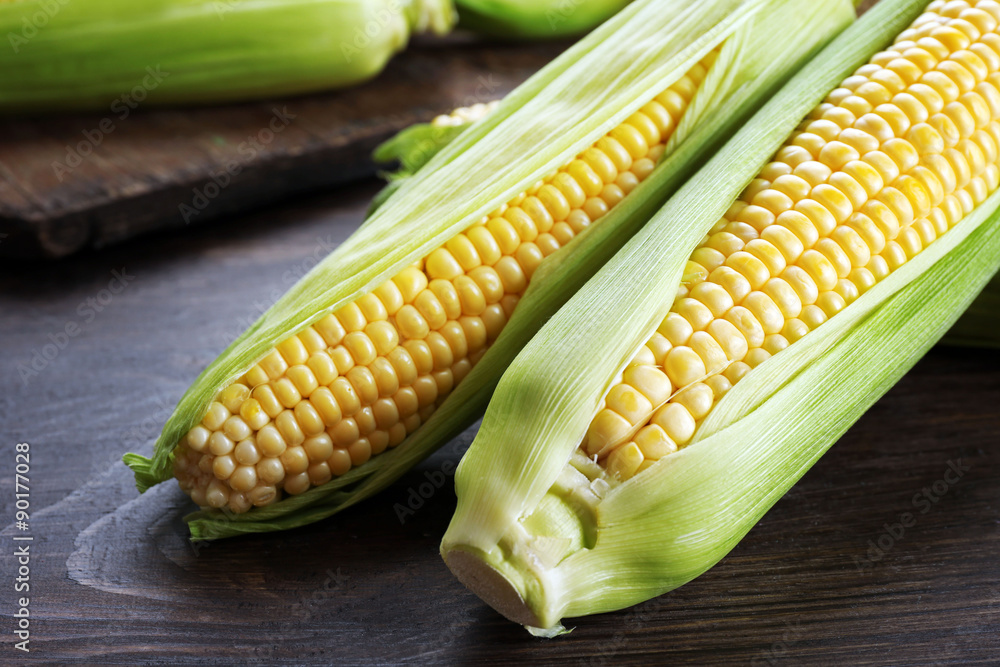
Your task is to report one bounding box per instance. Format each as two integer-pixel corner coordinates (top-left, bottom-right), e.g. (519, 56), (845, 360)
(400, 339), (430, 375)
(306, 352), (337, 387)
(257, 457), (285, 484)
(249, 485), (277, 507)
(650, 403), (696, 446)
(284, 472), (311, 495)
(234, 439), (261, 466)
(184, 425), (210, 453)
(469, 266), (505, 304)
(294, 401), (326, 436)
(212, 455), (236, 480)
(664, 346), (707, 389)
(674, 298), (714, 331)
(605, 384), (653, 424)
(374, 280), (404, 315)
(202, 402), (230, 431)
(586, 409), (633, 456)
(607, 442), (644, 481)
(259, 350), (289, 380)
(208, 432), (235, 456)
(230, 466), (257, 493)
(276, 410), (305, 446)
(286, 365), (319, 398)
(722, 361), (751, 386)
(658, 312), (694, 346)
(298, 327), (327, 355)
(348, 439), (372, 466)
(724, 306), (766, 348)
(782, 318), (811, 342)
(328, 449), (352, 476)
(622, 365), (672, 406)
(705, 374), (732, 398)
(673, 384), (714, 421)
(280, 446), (309, 475)
(244, 364), (270, 389)
(634, 424), (677, 460)
(257, 425), (286, 457)
(331, 377), (361, 416)
(219, 384), (250, 414)
(303, 434), (335, 464)
(746, 347), (772, 368)
(314, 313), (346, 346)
(706, 319), (749, 362)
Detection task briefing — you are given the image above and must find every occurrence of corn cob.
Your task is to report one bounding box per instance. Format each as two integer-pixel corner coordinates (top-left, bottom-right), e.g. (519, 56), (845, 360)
(125, 0), (855, 539)
(594, 0), (1000, 480)
(172, 60), (712, 512)
(455, 0), (631, 38)
(442, 0), (1000, 633)
(0, 0), (454, 112)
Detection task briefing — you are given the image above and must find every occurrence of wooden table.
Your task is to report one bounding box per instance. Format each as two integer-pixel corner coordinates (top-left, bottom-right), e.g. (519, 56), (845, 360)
(1, 178), (997, 664)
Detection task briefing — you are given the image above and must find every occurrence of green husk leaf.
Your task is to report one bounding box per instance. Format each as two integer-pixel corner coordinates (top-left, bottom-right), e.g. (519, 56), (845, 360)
(125, 0), (854, 540)
(455, 0), (630, 38)
(369, 121), (474, 216)
(0, 0), (455, 112)
(441, 0), (951, 630)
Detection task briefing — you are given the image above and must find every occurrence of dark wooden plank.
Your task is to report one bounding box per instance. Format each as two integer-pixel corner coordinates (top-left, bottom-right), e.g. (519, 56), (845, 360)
(0, 38), (566, 259)
(0, 180), (997, 664)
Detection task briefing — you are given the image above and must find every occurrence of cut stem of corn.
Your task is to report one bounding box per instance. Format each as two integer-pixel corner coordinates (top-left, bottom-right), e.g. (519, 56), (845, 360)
(125, 0), (855, 539)
(442, 0), (999, 633)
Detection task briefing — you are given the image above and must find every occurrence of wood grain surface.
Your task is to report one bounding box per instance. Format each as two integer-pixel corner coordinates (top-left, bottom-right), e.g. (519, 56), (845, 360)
(0, 181), (997, 664)
(0, 38), (565, 259)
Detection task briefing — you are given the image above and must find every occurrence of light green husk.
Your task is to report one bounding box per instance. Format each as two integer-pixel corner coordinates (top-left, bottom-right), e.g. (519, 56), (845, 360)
(455, 0), (630, 38)
(440, 0), (985, 632)
(124, 0), (854, 540)
(370, 120), (475, 215)
(0, 0), (455, 112)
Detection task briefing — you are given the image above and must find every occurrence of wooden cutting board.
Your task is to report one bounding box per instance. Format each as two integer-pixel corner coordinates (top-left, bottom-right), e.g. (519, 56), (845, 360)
(0, 37), (566, 259)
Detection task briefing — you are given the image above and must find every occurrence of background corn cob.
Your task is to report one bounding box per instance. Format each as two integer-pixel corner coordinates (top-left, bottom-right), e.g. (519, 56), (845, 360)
(441, 0), (1000, 633)
(454, 0), (631, 38)
(126, 0), (856, 539)
(0, 0), (455, 112)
